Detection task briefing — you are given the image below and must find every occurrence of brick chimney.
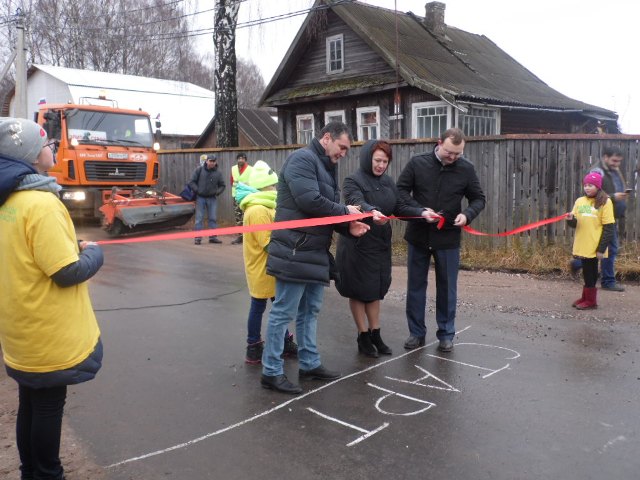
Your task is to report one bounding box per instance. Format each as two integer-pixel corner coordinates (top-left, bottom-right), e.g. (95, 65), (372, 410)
(424, 2), (446, 38)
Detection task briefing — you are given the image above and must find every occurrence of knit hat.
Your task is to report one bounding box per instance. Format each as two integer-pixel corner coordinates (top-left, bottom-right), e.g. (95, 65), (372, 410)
(0, 117), (48, 164)
(583, 171), (603, 190)
(247, 160), (278, 190)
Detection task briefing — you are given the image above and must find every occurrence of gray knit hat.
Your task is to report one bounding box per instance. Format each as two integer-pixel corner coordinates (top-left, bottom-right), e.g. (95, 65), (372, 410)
(0, 117), (48, 164)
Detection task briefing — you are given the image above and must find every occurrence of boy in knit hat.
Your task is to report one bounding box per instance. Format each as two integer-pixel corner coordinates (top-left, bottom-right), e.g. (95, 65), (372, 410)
(0, 117), (104, 480)
(235, 160), (297, 363)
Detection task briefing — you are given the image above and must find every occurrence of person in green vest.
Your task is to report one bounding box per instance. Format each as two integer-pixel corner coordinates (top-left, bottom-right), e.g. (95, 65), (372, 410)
(230, 152), (253, 245)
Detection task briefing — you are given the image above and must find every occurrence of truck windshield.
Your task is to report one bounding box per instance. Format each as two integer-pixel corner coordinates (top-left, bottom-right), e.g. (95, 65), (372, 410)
(65, 110), (154, 148)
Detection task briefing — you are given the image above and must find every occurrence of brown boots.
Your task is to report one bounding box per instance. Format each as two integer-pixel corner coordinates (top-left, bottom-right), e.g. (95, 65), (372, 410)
(573, 287), (598, 310)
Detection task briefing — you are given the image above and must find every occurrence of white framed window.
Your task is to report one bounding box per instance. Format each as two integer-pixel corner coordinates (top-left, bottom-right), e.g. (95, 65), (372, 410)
(412, 101), (452, 139)
(356, 106), (380, 141)
(326, 34), (344, 74)
(324, 110), (345, 125)
(458, 105), (500, 136)
(296, 114), (314, 144)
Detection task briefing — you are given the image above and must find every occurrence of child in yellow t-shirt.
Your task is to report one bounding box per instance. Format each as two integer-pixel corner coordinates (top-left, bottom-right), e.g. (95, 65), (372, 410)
(566, 172), (615, 309)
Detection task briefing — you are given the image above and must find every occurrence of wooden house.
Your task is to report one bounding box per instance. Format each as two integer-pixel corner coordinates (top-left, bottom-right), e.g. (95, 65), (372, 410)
(260, 0), (619, 143)
(194, 108), (280, 148)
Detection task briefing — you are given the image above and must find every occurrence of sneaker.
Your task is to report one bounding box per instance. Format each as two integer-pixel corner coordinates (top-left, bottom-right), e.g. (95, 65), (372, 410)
(601, 283), (625, 292)
(208, 237), (222, 244)
(194, 238), (202, 245)
(231, 236), (243, 245)
(245, 341), (264, 364)
(282, 334), (298, 358)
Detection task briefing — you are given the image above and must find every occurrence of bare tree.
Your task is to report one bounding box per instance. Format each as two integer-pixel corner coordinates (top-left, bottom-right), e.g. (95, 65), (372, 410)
(0, 0), (214, 88)
(236, 57), (265, 109)
(213, 0), (239, 147)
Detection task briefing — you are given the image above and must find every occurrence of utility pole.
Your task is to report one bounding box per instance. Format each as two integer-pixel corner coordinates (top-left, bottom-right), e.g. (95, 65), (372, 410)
(14, 8), (28, 119)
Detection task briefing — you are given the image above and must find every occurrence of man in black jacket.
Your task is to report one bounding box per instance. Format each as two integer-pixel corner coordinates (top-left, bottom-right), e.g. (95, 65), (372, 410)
(261, 122), (370, 394)
(189, 154), (226, 245)
(397, 128), (485, 353)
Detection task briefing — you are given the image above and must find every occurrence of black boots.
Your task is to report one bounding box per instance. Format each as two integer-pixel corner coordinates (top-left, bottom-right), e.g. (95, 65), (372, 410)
(357, 330), (379, 357)
(370, 328), (392, 355)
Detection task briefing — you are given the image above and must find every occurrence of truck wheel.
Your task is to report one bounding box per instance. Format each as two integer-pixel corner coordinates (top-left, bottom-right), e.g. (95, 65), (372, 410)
(106, 218), (125, 237)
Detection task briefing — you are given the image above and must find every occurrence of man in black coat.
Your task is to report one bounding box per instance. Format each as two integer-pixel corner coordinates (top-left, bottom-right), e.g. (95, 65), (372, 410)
(397, 128), (485, 353)
(189, 154), (226, 245)
(261, 122), (370, 394)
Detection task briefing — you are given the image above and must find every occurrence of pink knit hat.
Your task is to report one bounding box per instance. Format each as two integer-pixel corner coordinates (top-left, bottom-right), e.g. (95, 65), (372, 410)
(583, 172), (602, 189)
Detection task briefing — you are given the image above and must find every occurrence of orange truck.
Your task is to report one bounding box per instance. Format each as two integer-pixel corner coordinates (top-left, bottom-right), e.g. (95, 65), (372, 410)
(36, 97), (194, 235)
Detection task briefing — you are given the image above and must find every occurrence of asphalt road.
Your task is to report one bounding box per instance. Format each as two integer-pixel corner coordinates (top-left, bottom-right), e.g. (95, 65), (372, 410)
(68, 225), (640, 480)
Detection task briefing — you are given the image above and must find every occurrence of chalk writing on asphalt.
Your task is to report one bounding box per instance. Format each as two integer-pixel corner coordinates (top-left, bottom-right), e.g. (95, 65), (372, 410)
(107, 326), (521, 467)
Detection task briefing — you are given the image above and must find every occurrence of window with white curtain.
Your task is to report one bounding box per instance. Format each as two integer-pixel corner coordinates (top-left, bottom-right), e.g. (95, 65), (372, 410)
(296, 114), (314, 144)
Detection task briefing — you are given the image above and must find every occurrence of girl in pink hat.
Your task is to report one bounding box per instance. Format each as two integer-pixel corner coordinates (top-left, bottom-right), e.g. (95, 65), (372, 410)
(566, 172), (615, 309)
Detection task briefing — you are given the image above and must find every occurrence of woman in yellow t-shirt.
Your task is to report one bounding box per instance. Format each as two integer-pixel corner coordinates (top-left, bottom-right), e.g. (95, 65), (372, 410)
(566, 172), (615, 310)
(0, 117), (104, 480)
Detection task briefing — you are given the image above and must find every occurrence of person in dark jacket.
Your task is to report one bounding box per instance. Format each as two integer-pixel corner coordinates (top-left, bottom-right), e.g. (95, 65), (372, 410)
(589, 146), (629, 291)
(397, 128), (485, 353)
(0, 117), (103, 480)
(261, 122), (370, 394)
(336, 140), (430, 357)
(189, 154), (226, 245)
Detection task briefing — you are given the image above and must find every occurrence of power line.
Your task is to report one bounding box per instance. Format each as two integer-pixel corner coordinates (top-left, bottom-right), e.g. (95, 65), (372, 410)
(57, 0), (353, 42)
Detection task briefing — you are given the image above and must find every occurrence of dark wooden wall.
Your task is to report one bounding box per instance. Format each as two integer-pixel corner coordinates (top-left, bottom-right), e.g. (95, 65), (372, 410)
(159, 135), (640, 248)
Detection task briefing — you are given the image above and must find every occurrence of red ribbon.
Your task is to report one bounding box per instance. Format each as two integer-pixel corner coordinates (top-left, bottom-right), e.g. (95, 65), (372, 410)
(96, 212), (570, 245)
(431, 213), (569, 236)
(96, 212), (373, 245)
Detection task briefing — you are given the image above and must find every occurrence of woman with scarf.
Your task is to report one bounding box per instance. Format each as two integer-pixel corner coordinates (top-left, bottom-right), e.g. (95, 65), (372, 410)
(0, 117), (104, 480)
(235, 160), (297, 364)
(336, 140), (430, 357)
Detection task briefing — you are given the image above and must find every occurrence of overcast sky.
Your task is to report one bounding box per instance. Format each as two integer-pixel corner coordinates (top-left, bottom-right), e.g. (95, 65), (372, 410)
(222, 0), (639, 133)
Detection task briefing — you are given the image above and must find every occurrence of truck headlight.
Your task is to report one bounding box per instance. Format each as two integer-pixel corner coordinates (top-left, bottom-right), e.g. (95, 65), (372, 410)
(62, 191), (86, 201)
(153, 142), (160, 151)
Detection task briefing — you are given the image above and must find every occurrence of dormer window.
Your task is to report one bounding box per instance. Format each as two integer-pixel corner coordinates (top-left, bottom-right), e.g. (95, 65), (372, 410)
(326, 34), (344, 74)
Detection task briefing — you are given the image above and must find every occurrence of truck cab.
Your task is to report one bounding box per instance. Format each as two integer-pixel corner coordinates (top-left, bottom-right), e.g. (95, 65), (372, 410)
(37, 100), (160, 218)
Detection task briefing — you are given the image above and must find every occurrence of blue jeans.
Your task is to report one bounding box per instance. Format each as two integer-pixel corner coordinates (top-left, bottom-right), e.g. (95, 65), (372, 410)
(600, 225), (619, 287)
(262, 280), (324, 376)
(194, 196), (218, 238)
(17, 384), (67, 480)
(406, 244), (459, 341)
(246, 296), (290, 345)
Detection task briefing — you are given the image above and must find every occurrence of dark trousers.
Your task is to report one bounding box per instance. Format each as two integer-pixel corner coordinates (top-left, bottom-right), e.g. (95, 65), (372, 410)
(406, 244), (459, 341)
(247, 296), (290, 345)
(582, 257), (599, 288)
(17, 384), (67, 480)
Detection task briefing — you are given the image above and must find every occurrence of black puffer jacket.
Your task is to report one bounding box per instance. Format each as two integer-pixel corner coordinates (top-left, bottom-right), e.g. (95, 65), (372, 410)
(335, 140), (424, 301)
(267, 138), (349, 285)
(397, 148), (485, 249)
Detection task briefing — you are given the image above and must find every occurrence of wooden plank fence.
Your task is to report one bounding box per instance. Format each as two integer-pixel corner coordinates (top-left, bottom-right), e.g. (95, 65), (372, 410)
(158, 135), (640, 248)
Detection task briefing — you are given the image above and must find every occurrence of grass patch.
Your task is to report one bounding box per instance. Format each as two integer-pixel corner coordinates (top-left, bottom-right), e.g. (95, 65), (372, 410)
(390, 240), (640, 281)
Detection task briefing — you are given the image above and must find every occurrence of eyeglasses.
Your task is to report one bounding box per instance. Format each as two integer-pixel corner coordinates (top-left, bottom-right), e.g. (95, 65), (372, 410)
(44, 141), (57, 152)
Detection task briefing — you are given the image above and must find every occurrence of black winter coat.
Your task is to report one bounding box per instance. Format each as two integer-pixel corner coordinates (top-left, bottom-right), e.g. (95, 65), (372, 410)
(397, 148), (485, 250)
(267, 138), (350, 285)
(189, 164), (225, 198)
(335, 141), (424, 302)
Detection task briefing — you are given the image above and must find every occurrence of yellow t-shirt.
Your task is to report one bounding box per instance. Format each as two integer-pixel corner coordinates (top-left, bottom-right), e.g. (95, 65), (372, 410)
(0, 191), (100, 372)
(242, 203), (275, 299)
(571, 196), (615, 258)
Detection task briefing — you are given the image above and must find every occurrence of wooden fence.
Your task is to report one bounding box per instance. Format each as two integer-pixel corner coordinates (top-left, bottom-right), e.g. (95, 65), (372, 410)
(158, 135), (640, 248)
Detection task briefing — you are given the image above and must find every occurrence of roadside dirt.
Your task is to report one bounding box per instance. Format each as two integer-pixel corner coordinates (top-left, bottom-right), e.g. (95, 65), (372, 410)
(1, 269), (637, 479)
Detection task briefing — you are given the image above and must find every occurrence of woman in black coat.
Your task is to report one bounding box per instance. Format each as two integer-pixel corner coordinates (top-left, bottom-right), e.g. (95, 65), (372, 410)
(336, 140), (428, 357)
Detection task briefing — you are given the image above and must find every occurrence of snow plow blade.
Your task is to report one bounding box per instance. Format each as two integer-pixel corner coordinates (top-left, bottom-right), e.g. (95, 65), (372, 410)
(99, 187), (195, 237)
